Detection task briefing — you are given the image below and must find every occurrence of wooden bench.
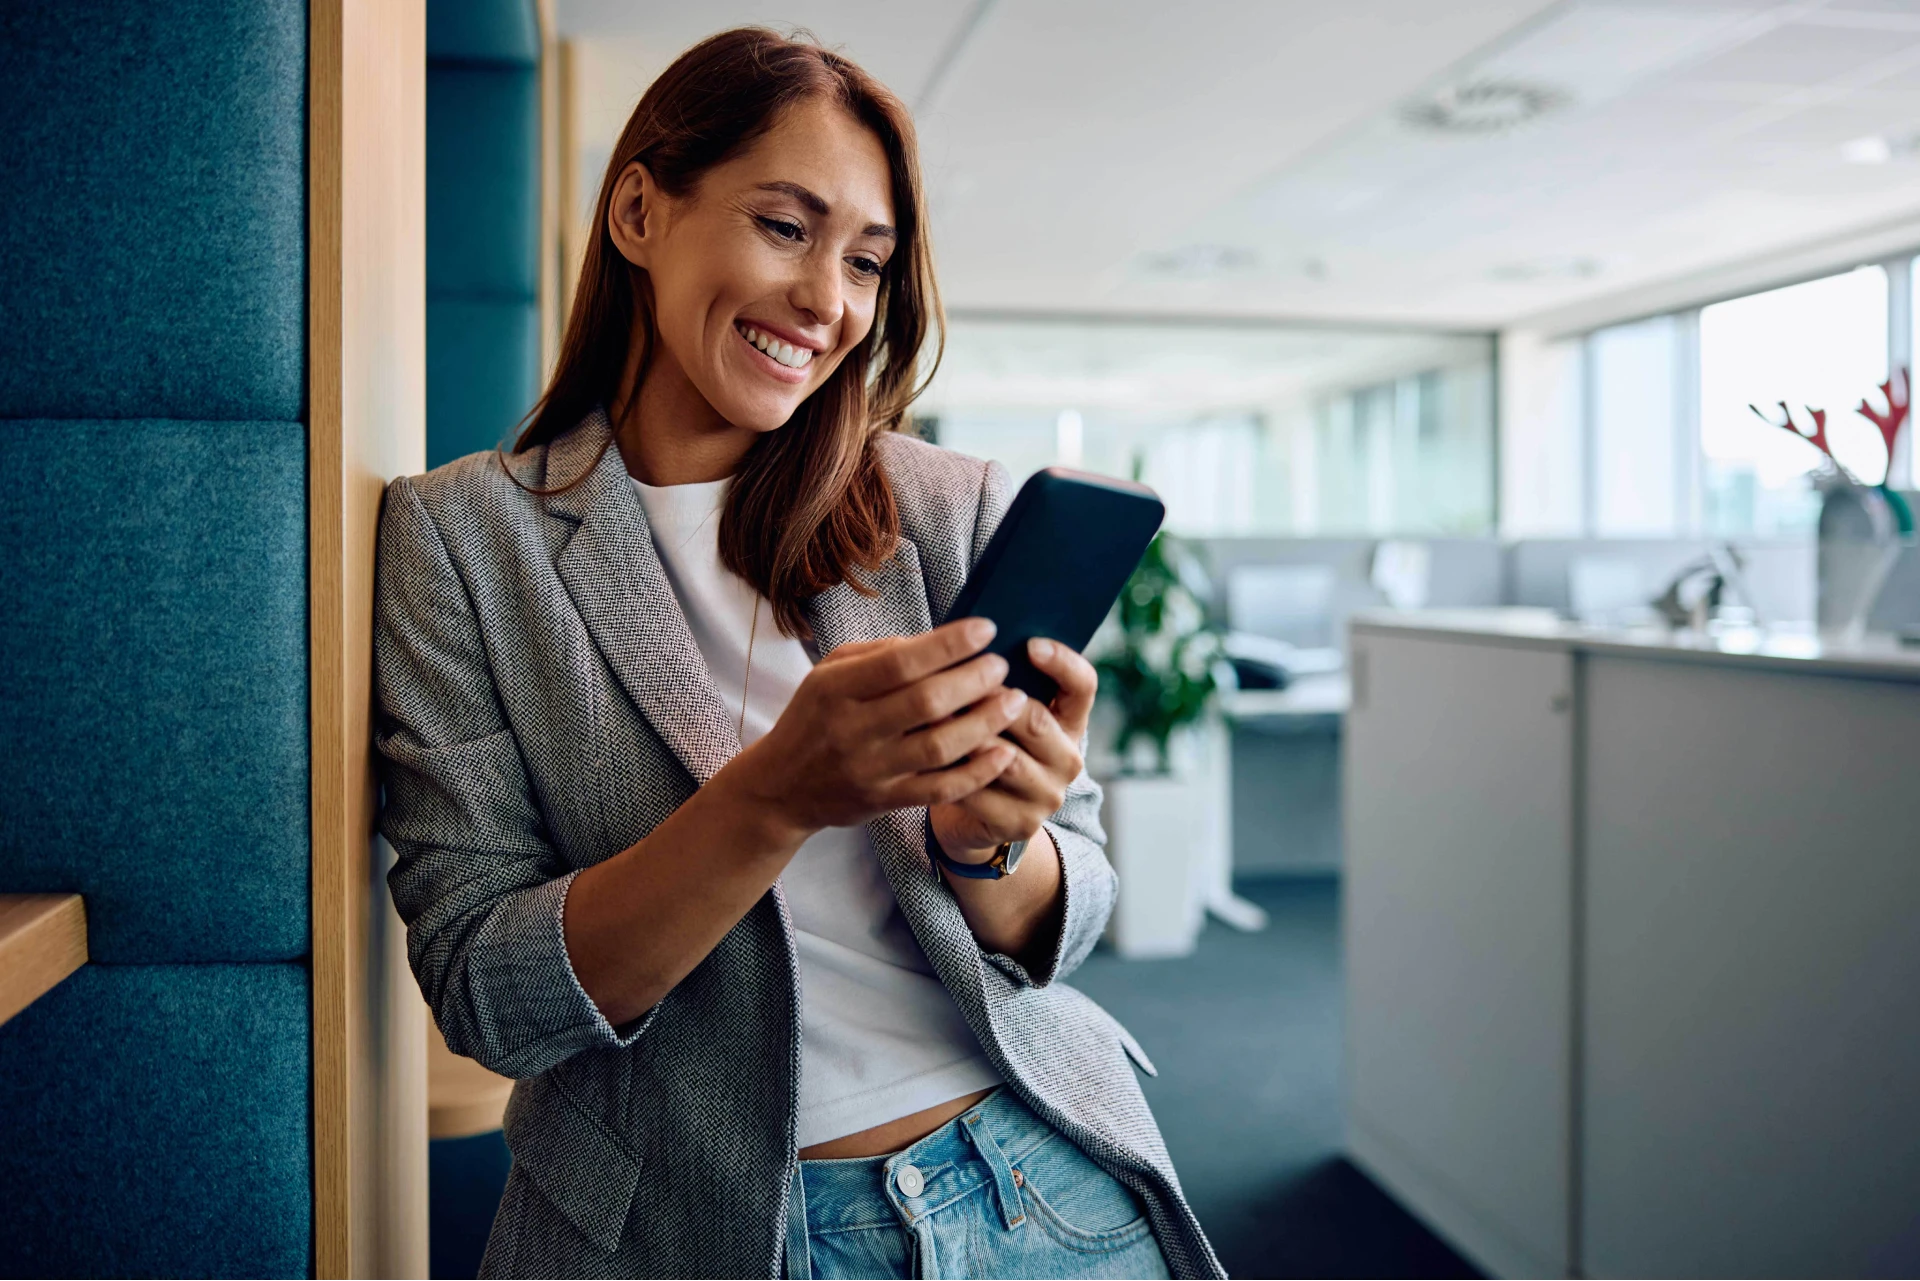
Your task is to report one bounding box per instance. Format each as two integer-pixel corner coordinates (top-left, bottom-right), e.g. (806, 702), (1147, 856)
(0, 894), (87, 1027)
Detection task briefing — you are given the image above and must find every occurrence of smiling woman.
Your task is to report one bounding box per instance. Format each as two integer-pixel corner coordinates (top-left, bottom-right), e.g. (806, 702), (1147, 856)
(373, 27), (1218, 1281)
(509, 35), (933, 637)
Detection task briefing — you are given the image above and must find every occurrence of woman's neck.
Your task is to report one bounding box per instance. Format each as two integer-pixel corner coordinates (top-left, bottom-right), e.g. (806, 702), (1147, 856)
(612, 343), (759, 486)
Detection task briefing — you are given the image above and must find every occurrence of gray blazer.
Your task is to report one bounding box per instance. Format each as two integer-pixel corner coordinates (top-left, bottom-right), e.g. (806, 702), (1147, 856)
(373, 409), (1222, 1279)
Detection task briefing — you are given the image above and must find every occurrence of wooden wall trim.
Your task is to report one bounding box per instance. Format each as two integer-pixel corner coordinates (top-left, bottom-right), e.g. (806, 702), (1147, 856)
(310, 2), (429, 1276)
(309, 3), (347, 1263)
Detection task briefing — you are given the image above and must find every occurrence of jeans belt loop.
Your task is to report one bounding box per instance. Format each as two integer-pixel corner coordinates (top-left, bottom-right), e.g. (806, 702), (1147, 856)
(961, 1108), (1027, 1230)
(783, 1163), (812, 1280)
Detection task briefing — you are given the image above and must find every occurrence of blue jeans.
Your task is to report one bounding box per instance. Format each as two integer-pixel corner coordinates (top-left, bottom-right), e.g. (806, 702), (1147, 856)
(785, 1087), (1171, 1280)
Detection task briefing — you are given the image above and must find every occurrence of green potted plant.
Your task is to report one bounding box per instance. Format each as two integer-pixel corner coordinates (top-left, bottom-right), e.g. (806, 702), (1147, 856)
(1090, 533), (1224, 957)
(1093, 533), (1222, 773)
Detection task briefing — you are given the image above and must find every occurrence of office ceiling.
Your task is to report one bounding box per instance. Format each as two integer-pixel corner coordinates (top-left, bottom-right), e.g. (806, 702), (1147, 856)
(556, 0), (1920, 329)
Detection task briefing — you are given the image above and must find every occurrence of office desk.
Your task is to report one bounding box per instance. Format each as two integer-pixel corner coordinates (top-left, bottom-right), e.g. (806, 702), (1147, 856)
(1219, 673), (1350, 733)
(1343, 612), (1920, 1278)
(1219, 675), (1350, 876)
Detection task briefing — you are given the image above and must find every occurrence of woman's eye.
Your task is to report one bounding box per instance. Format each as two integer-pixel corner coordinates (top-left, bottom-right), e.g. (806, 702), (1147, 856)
(848, 256), (883, 280)
(759, 216), (804, 243)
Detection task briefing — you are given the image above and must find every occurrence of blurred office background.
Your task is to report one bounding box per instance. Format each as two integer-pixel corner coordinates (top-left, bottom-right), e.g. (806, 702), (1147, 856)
(4, 1), (1919, 1278)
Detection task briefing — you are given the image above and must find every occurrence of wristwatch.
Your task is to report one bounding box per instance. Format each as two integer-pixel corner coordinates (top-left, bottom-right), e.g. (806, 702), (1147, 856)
(925, 814), (1029, 880)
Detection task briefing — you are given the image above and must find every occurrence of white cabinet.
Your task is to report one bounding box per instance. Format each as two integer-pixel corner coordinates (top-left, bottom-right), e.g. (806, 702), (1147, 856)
(1344, 615), (1920, 1278)
(1581, 656), (1920, 1278)
(1344, 631), (1575, 1279)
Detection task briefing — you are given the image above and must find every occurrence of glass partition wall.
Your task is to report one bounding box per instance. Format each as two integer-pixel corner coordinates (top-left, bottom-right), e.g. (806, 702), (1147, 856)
(918, 318), (1497, 538)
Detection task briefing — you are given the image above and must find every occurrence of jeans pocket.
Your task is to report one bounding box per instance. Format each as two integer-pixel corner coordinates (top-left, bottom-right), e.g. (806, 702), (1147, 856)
(1015, 1134), (1153, 1252)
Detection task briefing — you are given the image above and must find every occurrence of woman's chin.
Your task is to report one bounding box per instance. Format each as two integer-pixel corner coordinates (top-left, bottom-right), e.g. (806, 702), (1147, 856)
(713, 386), (811, 435)
(721, 397), (810, 437)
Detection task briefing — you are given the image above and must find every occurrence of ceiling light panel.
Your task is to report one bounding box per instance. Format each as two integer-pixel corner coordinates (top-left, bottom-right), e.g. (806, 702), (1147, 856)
(1672, 17), (1920, 89)
(1470, 2), (1781, 103)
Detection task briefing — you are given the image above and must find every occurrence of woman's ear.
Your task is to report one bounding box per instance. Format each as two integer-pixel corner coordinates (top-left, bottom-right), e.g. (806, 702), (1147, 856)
(607, 161), (661, 268)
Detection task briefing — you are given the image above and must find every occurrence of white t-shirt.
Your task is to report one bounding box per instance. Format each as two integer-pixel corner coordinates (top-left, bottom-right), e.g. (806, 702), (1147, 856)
(631, 475), (1002, 1148)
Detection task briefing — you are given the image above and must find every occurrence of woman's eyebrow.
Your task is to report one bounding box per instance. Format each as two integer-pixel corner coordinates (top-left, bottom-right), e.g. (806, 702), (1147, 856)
(755, 180), (896, 241)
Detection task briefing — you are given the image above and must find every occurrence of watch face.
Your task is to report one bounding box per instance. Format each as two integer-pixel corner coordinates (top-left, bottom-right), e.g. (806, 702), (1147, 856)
(1001, 837), (1030, 874)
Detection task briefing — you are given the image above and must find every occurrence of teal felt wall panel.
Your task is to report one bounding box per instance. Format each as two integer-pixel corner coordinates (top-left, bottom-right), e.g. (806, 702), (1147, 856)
(427, 300), (541, 468)
(428, 65), (541, 300)
(429, 0), (538, 65)
(0, 419), (309, 964)
(0, 963), (311, 1279)
(0, 0), (306, 422)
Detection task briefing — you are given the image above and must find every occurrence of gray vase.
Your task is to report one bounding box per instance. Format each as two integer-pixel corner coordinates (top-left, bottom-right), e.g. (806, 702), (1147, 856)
(1816, 480), (1901, 644)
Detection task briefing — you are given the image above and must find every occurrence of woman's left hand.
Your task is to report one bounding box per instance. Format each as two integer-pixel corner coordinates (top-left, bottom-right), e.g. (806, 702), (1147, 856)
(928, 637), (1096, 861)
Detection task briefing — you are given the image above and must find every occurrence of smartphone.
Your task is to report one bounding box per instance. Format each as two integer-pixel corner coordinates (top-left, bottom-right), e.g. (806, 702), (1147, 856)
(946, 467), (1166, 701)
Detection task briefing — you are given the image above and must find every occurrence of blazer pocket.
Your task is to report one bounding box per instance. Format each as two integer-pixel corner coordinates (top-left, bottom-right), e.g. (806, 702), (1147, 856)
(501, 1071), (643, 1255)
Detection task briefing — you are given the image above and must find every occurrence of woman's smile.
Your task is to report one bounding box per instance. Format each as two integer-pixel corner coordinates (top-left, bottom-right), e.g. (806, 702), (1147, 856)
(734, 319), (818, 383)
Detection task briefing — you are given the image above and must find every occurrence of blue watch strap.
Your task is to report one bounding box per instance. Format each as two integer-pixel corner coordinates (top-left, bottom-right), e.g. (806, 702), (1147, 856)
(924, 813), (1010, 879)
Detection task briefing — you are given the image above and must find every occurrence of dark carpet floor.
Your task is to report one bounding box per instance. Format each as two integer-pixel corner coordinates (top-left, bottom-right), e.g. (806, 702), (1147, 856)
(1070, 877), (1479, 1280)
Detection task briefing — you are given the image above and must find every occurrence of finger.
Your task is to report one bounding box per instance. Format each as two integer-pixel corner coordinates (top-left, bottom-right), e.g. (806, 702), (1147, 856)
(943, 783), (1045, 844)
(979, 744), (1064, 808)
(863, 651), (1011, 736)
(815, 618), (998, 699)
(996, 696), (1081, 778)
(900, 687), (1028, 772)
(816, 636), (898, 666)
(1027, 638), (1097, 737)
(883, 741), (1015, 808)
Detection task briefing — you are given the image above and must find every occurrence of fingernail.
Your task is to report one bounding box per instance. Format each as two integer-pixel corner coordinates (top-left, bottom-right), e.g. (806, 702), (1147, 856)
(1029, 638), (1055, 661)
(987, 654), (1010, 679)
(966, 617), (997, 645)
(1003, 689), (1028, 713)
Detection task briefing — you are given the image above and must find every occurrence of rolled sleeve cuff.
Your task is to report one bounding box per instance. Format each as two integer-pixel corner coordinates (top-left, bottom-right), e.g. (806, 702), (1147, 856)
(458, 871), (656, 1077)
(981, 819), (1106, 990)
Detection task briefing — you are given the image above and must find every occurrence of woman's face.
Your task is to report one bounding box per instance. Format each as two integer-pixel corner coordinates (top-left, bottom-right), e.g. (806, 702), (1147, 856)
(609, 98), (898, 435)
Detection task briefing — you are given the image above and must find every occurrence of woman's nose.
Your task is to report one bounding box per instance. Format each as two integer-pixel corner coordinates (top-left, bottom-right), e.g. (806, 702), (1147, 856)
(790, 250), (846, 329)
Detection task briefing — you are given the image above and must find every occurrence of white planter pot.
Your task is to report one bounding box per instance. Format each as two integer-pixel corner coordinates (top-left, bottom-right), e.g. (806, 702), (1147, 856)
(1102, 772), (1205, 959)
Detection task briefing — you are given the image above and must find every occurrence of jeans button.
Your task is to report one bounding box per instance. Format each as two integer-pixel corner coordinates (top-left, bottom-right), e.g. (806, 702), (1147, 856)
(895, 1163), (925, 1198)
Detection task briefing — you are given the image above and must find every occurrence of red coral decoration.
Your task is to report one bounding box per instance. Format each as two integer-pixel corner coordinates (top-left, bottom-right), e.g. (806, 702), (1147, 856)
(1750, 400), (1840, 465)
(1856, 365), (1910, 466)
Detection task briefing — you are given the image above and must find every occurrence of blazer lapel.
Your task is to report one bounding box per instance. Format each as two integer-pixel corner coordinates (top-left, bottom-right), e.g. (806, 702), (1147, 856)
(803, 537), (932, 655)
(547, 410), (741, 785)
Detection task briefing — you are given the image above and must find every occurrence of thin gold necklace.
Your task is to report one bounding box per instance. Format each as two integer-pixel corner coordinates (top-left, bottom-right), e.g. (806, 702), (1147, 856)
(738, 592), (759, 745)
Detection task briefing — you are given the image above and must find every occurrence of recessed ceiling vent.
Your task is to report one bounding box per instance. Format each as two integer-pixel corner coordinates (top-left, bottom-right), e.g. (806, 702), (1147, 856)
(1400, 80), (1567, 135)
(1137, 244), (1259, 279)
(1488, 256), (1604, 283)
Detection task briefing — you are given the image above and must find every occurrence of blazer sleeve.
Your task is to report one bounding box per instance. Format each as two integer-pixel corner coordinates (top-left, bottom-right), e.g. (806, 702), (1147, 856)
(963, 459), (1117, 990)
(373, 476), (649, 1079)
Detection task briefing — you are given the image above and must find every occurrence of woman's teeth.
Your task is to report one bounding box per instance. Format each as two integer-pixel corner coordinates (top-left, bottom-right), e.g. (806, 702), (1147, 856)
(738, 324), (813, 369)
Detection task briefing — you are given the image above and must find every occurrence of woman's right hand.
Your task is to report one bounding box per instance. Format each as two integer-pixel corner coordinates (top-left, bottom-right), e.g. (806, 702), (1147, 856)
(730, 617), (1029, 838)
(567, 616), (1023, 1025)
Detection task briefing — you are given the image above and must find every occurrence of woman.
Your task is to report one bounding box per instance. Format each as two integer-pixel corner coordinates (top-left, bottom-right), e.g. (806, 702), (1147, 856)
(375, 28), (1218, 1281)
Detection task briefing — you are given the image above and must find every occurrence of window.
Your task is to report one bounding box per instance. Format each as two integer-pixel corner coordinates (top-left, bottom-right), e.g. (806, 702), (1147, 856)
(1574, 262), (1902, 539)
(1699, 266), (1888, 537)
(1587, 314), (1690, 537)
(924, 319), (1496, 538)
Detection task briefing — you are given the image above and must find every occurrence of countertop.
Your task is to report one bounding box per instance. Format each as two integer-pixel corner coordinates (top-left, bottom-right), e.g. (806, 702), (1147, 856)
(1350, 608), (1920, 683)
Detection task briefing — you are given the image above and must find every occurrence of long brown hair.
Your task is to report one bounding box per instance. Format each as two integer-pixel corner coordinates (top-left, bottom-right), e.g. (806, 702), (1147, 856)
(509, 27), (941, 637)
